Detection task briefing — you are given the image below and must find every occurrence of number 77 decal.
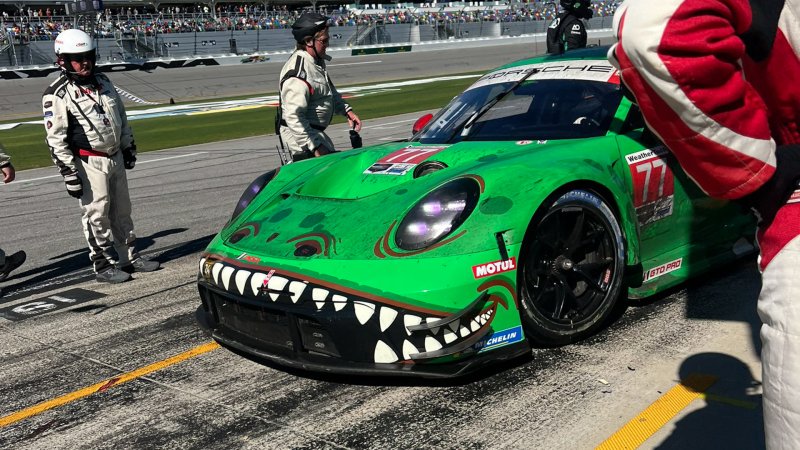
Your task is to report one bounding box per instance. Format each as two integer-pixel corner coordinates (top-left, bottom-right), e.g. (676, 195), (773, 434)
(626, 147), (675, 208)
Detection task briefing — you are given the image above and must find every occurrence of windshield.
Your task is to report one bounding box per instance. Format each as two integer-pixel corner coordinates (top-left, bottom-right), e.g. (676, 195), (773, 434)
(413, 79), (622, 144)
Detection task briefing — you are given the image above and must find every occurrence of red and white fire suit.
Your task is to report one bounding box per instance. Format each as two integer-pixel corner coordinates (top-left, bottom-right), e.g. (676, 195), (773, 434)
(609, 0), (800, 447)
(43, 72), (141, 273)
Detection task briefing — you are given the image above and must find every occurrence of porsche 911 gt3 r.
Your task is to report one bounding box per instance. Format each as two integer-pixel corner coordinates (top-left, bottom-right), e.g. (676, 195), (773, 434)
(196, 47), (755, 378)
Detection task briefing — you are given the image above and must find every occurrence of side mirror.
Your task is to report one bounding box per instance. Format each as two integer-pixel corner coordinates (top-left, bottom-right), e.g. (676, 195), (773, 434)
(412, 113), (433, 135)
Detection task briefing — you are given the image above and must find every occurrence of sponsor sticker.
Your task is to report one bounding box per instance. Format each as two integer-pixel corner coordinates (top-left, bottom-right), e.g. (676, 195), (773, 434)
(365, 147), (447, 175)
(516, 140), (533, 145)
(237, 252), (261, 264)
(46, 121), (52, 129)
(472, 257), (517, 279)
(643, 257), (683, 282)
(627, 146), (675, 224)
(475, 326), (524, 352)
(43, 111), (53, 118)
(43, 101), (52, 108)
(468, 61), (619, 91)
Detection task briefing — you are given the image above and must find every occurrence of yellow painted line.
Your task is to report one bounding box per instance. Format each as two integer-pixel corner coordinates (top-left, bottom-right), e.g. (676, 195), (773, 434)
(596, 373), (718, 450)
(701, 393), (758, 410)
(0, 341), (220, 427)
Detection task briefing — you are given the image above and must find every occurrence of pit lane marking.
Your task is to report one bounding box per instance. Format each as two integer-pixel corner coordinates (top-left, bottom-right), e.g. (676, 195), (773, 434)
(0, 341), (220, 427)
(595, 373), (718, 449)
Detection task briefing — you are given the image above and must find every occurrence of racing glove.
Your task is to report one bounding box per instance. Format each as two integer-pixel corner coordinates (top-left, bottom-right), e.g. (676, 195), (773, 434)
(63, 170), (83, 199)
(122, 145), (137, 170)
(738, 144), (800, 226)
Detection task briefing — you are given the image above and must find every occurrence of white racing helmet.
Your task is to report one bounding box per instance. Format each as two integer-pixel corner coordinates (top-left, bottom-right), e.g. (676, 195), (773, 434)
(54, 29), (95, 55)
(54, 29), (97, 82)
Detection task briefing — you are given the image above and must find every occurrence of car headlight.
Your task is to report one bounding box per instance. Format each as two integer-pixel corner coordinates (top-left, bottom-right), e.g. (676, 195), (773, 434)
(231, 169), (278, 221)
(395, 178), (480, 250)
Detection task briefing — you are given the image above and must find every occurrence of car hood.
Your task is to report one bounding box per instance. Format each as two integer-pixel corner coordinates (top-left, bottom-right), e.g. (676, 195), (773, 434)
(292, 141), (538, 200)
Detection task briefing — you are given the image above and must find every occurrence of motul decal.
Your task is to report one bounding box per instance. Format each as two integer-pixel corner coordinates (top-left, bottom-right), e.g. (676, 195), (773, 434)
(472, 257), (517, 279)
(643, 258), (682, 282)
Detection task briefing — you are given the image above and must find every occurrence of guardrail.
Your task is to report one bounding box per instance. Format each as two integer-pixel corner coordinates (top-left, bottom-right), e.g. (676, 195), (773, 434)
(0, 27), (614, 80)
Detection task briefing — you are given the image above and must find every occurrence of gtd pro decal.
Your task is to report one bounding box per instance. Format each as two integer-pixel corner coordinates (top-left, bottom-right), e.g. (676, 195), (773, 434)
(643, 258), (683, 282)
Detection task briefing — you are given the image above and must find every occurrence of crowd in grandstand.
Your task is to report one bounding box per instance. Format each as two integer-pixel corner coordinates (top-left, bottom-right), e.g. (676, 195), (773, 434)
(2, 1), (619, 40)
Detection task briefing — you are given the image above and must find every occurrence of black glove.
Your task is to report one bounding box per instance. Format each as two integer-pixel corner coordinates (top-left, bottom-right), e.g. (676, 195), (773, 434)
(349, 129), (363, 149)
(122, 146), (136, 170)
(738, 144), (800, 226)
(63, 170), (83, 199)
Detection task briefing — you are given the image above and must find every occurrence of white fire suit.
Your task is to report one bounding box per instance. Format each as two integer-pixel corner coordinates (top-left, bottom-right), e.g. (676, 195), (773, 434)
(278, 49), (353, 160)
(610, 0), (800, 447)
(42, 72), (141, 273)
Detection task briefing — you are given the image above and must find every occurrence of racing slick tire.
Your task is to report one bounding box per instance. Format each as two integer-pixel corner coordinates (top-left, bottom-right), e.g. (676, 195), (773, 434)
(519, 189), (626, 346)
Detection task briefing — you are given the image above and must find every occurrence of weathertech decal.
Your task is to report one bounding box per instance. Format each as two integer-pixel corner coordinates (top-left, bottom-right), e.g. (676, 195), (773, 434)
(472, 258), (517, 279)
(643, 258), (682, 282)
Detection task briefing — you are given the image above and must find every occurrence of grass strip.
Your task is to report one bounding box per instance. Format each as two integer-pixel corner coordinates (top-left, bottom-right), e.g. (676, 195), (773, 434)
(0, 76), (476, 171)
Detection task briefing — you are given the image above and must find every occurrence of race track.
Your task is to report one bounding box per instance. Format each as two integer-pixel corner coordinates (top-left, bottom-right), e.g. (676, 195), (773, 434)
(0, 42), (766, 449)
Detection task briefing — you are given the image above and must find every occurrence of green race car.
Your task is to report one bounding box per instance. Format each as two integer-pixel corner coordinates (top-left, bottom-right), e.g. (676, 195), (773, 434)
(196, 47), (755, 378)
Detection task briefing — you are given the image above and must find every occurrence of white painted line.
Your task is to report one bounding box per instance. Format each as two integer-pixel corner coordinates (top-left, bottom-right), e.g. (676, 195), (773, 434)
(329, 60), (382, 67)
(1, 152), (207, 185)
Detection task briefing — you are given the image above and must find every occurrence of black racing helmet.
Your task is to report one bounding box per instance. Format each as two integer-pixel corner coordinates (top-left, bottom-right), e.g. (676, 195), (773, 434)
(560, 0), (593, 18)
(292, 12), (329, 43)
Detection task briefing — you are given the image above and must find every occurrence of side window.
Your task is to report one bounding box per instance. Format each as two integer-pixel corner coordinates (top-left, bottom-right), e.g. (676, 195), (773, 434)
(621, 104), (645, 134)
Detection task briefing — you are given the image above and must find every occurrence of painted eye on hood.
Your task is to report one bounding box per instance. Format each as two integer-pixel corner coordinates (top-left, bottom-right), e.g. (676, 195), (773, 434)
(395, 178), (480, 251)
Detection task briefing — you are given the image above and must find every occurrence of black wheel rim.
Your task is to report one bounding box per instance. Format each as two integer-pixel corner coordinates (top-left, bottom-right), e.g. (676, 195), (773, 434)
(523, 204), (617, 327)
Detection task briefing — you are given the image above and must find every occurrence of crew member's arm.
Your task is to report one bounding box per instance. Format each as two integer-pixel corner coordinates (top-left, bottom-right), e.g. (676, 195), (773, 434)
(0, 144), (14, 183)
(43, 87), (76, 177)
(609, 0), (774, 200)
(281, 77), (329, 154)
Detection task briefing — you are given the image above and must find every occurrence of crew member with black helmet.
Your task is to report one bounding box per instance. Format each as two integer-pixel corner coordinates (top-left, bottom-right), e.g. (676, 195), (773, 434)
(546, 0), (592, 54)
(42, 29), (159, 284)
(277, 12), (362, 162)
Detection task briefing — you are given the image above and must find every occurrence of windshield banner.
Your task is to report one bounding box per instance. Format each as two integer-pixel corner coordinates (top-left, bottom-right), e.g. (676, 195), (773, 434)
(467, 61), (619, 92)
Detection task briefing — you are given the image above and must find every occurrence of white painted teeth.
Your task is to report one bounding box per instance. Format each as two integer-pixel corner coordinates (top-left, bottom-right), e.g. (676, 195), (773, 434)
(460, 326), (471, 338)
(288, 281), (306, 303)
(267, 275), (288, 302)
(402, 340), (418, 360)
(312, 288), (329, 310)
(198, 257), (206, 275)
(380, 307), (398, 332)
(354, 301), (376, 325)
(424, 336), (442, 353)
(212, 262), (224, 285)
(470, 318), (480, 332)
(404, 315), (422, 336)
(426, 317), (441, 335)
(374, 340), (399, 363)
(443, 329), (457, 344)
(221, 266), (235, 291)
(250, 272), (268, 296)
(332, 294), (347, 311)
(234, 270), (251, 296)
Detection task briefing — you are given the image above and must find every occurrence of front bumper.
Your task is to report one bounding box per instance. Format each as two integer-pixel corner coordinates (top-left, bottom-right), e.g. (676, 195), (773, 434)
(196, 256), (530, 378)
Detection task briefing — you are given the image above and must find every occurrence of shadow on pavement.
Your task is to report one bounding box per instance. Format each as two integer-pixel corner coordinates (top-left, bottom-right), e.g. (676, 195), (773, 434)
(656, 352), (764, 450)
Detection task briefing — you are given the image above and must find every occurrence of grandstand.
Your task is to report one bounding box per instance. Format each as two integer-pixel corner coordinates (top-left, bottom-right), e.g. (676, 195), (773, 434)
(1, 1), (619, 67)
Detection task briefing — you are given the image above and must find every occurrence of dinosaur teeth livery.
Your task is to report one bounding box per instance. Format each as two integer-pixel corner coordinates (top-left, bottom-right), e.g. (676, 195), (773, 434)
(196, 47), (755, 378)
